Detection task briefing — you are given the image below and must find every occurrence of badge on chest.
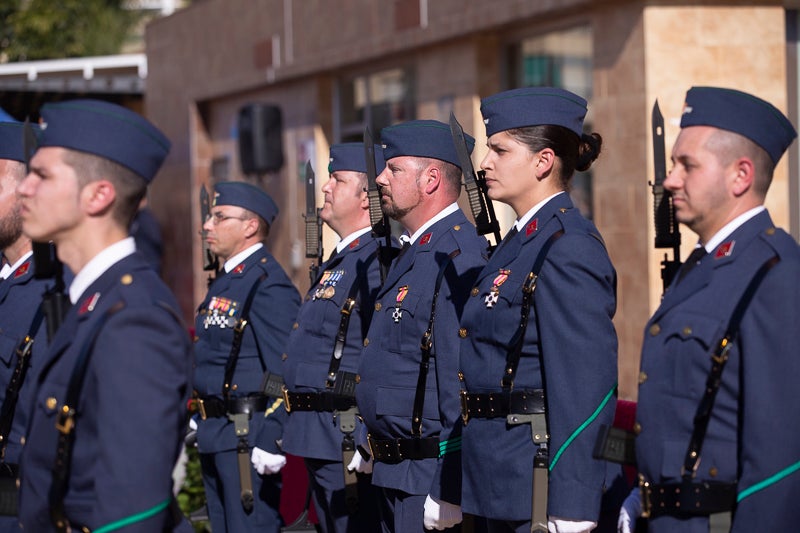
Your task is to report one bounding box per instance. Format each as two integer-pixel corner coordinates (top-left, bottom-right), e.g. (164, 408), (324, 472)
(485, 269), (511, 309)
(203, 296), (238, 329)
(313, 269), (345, 300)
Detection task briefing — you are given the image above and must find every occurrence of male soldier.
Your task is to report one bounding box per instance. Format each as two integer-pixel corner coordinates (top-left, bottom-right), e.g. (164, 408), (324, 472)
(193, 181), (300, 532)
(619, 87), (800, 532)
(354, 120), (488, 532)
(281, 143), (390, 532)
(0, 121), (56, 531)
(16, 99), (193, 531)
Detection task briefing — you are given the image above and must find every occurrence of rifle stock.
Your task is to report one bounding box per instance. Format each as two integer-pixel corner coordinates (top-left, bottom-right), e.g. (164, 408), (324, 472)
(364, 128), (396, 282)
(448, 112), (501, 250)
(304, 160), (323, 284)
(200, 184), (219, 284)
(650, 100), (681, 292)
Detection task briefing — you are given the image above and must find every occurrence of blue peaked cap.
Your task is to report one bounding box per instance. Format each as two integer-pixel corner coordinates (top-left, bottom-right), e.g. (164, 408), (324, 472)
(328, 142), (385, 174)
(38, 99), (171, 182)
(480, 87), (588, 137)
(213, 181), (279, 226)
(680, 86), (797, 165)
(0, 121), (40, 163)
(380, 120), (474, 169)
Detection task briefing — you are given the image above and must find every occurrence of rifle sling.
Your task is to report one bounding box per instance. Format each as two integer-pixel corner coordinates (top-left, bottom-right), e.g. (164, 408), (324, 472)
(222, 273), (267, 399)
(0, 305), (45, 460)
(411, 251), (459, 438)
(682, 254), (780, 480)
(502, 229), (564, 391)
(50, 301), (125, 533)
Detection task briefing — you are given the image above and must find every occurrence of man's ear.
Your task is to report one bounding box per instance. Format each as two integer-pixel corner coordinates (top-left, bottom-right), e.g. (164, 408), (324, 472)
(241, 216), (261, 239)
(730, 156), (755, 197)
(423, 165), (441, 195)
(83, 179), (116, 216)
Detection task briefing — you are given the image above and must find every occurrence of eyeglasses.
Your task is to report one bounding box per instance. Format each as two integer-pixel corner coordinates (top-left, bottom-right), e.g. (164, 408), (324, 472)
(206, 212), (248, 225)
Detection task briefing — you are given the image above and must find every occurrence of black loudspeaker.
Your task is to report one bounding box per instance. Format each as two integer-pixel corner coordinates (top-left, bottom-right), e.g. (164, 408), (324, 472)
(238, 103), (284, 174)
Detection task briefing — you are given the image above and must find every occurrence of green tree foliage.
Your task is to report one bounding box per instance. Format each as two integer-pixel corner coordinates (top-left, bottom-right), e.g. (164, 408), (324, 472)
(1, 0), (142, 62)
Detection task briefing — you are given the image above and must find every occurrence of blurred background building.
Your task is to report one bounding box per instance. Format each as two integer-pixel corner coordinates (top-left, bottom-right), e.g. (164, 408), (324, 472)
(1, 0), (798, 400)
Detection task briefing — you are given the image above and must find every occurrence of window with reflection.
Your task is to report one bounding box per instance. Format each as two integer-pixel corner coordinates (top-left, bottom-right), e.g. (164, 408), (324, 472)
(508, 26), (595, 219)
(338, 67), (415, 142)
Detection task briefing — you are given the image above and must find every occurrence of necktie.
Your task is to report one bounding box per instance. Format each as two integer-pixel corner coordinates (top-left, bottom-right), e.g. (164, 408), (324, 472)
(677, 246), (707, 283)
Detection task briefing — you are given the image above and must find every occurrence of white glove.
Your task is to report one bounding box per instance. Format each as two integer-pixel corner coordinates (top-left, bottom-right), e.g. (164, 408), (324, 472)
(250, 447), (286, 475)
(346, 448), (373, 474)
(547, 517), (597, 533)
(617, 488), (641, 533)
(423, 494), (462, 530)
(189, 417), (198, 430)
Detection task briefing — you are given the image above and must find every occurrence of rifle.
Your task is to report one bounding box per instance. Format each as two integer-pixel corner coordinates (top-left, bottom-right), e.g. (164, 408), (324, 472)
(449, 112), (502, 251)
(650, 100), (681, 292)
(363, 127), (396, 282)
(303, 160), (323, 285)
(200, 184), (219, 285)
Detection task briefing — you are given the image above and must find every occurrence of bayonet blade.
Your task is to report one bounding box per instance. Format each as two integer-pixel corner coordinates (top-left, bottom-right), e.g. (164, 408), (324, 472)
(651, 100), (679, 249)
(364, 128), (387, 235)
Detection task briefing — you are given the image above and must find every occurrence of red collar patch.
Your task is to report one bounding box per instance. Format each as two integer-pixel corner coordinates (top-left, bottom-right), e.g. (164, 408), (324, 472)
(419, 233), (432, 245)
(13, 261), (30, 278)
(714, 241), (735, 259)
(349, 238), (360, 249)
(525, 218), (538, 236)
(78, 292), (101, 315)
(232, 264), (245, 274)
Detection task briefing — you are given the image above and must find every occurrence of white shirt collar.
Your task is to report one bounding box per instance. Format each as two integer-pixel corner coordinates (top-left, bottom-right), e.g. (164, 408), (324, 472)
(336, 226), (372, 254)
(405, 203), (460, 245)
(515, 191), (564, 232)
(69, 237), (136, 304)
(0, 250), (34, 280)
(702, 206), (765, 253)
(224, 243), (263, 273)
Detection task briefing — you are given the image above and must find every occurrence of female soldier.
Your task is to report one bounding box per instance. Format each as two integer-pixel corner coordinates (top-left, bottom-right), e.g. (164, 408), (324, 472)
(458, 87), (618, 533)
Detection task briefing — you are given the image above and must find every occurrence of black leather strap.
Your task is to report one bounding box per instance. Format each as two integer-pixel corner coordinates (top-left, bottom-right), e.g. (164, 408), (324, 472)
(460, 389), (545, 420)
(222, 274), (267, 400)
(368, 436), (440, 463)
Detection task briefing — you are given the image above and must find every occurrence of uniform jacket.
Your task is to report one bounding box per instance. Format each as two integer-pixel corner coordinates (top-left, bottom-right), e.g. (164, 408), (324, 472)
(459, 194), (618, 521)
(636, 210), (800, 532)
(19, 252), (193, 532)
(282, 232), (386, 461)
(355, 209), (487, 504)
(194, 246), (300, 454)
(0, 256), (54, 466)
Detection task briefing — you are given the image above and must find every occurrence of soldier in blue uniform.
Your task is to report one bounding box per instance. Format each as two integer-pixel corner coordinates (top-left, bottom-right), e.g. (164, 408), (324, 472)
(0, 121), (58, 532)
(354, 120), (488, 532)
(193, 181), (300, 532)
(458, 88), (618, 533)
(618, 87), (800, 533)
(281, 143), (389, 532)
(16, 99), (193, 531)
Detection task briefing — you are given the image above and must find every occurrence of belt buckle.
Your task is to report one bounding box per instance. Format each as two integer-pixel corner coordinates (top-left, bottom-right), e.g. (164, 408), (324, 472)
(282, 386), (292, 413)
(639, 473), (652, 518)
(367, 433), (376, 461)
(197, 398), (208, 421)
(460, 390), (469, 425)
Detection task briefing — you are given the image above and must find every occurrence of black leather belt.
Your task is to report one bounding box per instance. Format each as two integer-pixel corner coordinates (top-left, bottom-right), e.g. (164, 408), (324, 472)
(460, 389), (545, 421)
(0, 462), (18, 516)
(196, 394), (270, 420)
(640, 476), (737, 517)
(282, 390), (356, 413)
(368, 436), (440, 463)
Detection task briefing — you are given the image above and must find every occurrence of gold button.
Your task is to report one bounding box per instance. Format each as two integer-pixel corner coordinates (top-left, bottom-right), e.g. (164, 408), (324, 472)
(766, 227), (776, 235)
(682, 326), (692, 336)
(355, 374), (361, 384)
(458, 328), (467, 338)
(20, 436), (25, 445)
(261, 257), (267, 263)
(293, 323), (299, 330)
(46, 397), (57, 410)
(375, 302), (382, 311)
(193, 335), (199, 342)
(633, 422), (642, 435)
(649, 324), (661, 336)
(709, 467), (718, 477)
(454, 225), (461, 231)
(281, 353), (288, 361)
(639, 371), (648, 384)
(16, 479), (20, 489)
(120, 274), (133, 285)
(231, 384), (238, 391)
(363, 338), (370, 347)
(470, 287), (479, 297)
